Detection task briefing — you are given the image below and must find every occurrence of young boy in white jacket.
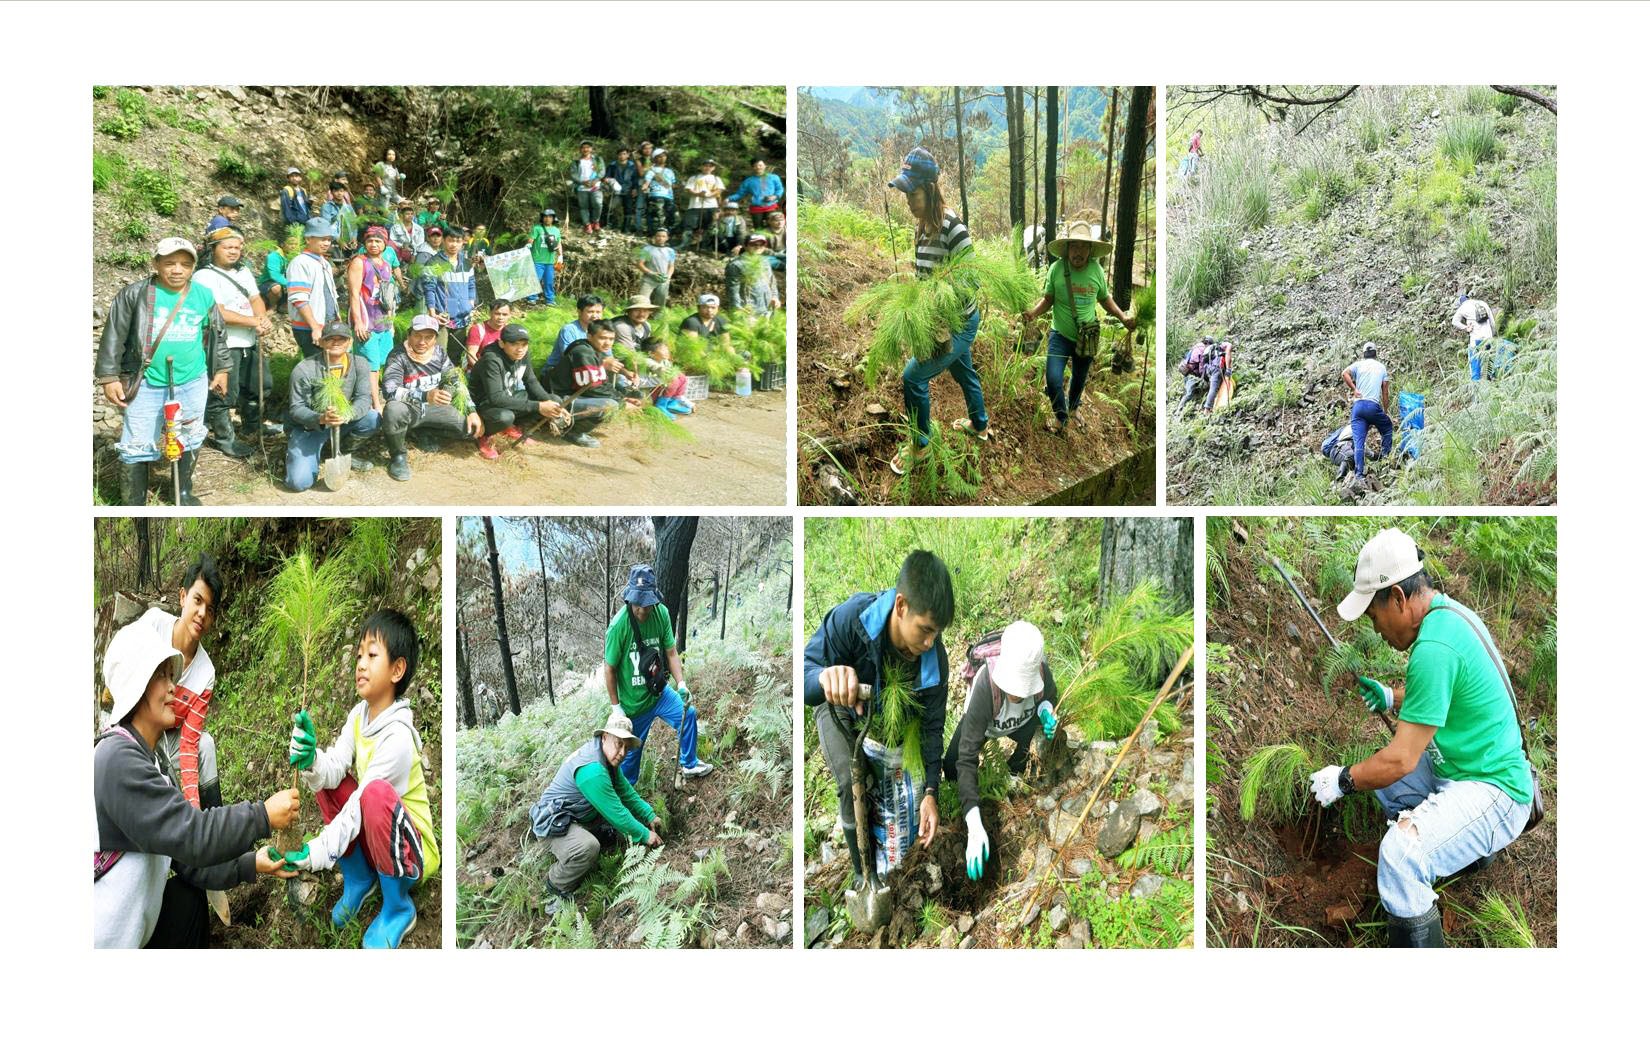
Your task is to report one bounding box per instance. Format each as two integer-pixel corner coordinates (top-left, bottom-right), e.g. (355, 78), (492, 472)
(281, 610), (438, 948)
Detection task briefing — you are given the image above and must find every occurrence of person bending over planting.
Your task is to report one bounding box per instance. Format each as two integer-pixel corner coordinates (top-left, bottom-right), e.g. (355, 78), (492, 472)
(471, 323), (570, 460)
(94, 620), (300, 948)
(1021, 220), (1135, 435)
(380, 313), (483, 482)
(1310, 528), (1538, 948)
(529, 709), (663, 915)
(544, 320), (639, 449)
(1341, 342), (1393, 489)
(283, 611), (439, 949)
(804, 550), (952, 888)
(605, 565), (715, 786)
(943, 620), (1060, 881)
(285, 320), (380, 492)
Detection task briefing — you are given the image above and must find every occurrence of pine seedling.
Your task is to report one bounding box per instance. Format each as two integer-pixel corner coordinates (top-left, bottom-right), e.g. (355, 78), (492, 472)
(311, 371), (357, 421)
(1238, 743), (1315, 823)
(870, 659), (925, 777)
(1460, 892), (1536, 948)
(441, 367), (473, 416)
(616, 404), (693, 448)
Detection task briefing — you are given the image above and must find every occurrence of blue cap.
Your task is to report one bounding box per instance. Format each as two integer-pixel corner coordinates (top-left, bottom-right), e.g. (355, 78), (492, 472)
(623, 565), (662, 607)
(888, 147), (939, 193)
(302, 217), (335, 239)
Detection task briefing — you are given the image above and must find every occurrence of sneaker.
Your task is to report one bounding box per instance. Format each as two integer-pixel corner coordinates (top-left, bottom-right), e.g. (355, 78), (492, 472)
(388, 453), (411, 482)
(681, 760), (715, 779)
(565, 431), (600, 448)
(477, 437), (499, 461)
(500, 425), (524, 440)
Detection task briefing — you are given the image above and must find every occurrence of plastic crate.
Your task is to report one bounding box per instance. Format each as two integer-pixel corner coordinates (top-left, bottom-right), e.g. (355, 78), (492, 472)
(683, 375), (710, 401)
(759, 363), (783, 391)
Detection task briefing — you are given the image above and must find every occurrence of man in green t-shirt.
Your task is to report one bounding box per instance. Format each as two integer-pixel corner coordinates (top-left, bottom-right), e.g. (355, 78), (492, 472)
(1309, 527), (1535, 947)
(604, 565), (715, 786)
(1021, 220), (1135, 434)
(527, 207), (562, 306)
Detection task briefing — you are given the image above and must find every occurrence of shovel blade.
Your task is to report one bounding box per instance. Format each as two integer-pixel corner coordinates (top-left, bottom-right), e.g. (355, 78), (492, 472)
(206, 889), (231, 927)
(844, 881), (893, 933)
(321, 454), (351, 491)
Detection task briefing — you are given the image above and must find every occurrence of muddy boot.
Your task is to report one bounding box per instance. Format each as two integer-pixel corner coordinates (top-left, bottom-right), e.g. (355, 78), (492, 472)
(122, 461), (151, 506)
(176, 450), (203, 506)
(1387, 904), (1445, 947)
(206, 416), (254, 459)
(842, 829), (866, 893)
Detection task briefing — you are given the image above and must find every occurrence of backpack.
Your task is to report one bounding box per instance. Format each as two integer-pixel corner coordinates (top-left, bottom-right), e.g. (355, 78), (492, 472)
(627, 605), (670, 699)
(961, 629), (1010, 715)
(1182, 345), (1208, 376)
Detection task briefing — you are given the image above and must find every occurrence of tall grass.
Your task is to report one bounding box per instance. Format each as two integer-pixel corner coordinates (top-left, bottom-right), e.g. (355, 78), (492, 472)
(1454, 212), (1498, 263)
(1170, 138), (1270, 313)
(1517, 163), (1557, 291)
(1461, 85), (1498, 114)
(1439, 115), (1500, 169)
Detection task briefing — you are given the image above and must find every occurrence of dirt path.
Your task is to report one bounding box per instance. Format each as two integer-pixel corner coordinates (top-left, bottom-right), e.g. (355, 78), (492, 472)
(177, 390), (786, 507)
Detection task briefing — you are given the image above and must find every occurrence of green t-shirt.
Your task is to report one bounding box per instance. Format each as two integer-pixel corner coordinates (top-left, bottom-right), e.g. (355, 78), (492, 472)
(1400, 595), (1532, 804)
(1042, 256), (1108, 342)
(530, 224), (561, 264)
(142, 282), (218, 387)
(604, 603), (676, 717)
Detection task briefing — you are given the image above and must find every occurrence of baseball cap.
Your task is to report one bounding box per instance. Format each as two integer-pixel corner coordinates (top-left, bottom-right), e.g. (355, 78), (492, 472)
(1337, 528), (1425, 621)
(153, 236), (197, 260)
(889, 147), (939, 193)
(286, 167), (302, 176)
(302, 217), (335, 239)
(217, 195), (242, 208)
(991, 621), (1046, 699)
(409, 314), (441, 333)
(501, 323), (530, 343)
(697, 293), (719, 306)
(319, 319), (353, 343)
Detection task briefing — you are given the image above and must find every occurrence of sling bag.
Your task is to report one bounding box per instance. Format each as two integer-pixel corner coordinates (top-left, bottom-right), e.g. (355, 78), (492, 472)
(121, 279), (193, 400)
(1061, 261), (1101, 360)
(628, 605), (670, 699)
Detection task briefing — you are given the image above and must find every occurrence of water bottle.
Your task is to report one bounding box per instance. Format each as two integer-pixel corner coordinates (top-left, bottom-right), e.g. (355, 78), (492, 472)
(734, 367), (752, 397)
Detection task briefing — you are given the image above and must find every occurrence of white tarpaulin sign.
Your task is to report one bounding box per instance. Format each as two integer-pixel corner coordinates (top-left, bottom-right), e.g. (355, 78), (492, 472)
(484, 246), (541, 301)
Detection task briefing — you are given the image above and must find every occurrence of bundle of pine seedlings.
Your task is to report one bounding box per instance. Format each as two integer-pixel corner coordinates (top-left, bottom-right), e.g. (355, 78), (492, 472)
(674, 331), (744, 390)
(311, 371), (357, 421)
(868, 660), (926, 778)
(442, 367), (473, 416)
(614, 401), (694, 449)
(726, 310), (788, 370)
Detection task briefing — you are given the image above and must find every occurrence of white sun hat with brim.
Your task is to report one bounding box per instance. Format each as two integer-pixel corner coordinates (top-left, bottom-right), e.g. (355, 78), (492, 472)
(103, 620), (182, 725)
(1337, 527), (1425, 621)
(991, 620), (1046, 699)
(1047, 219), (1112, 262)
(596, 709), (642, 751)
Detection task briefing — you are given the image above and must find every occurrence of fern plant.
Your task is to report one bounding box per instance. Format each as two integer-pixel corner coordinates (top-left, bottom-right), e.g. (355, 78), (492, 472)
(608, 844), (720, 948)
(1118, 825), (1192, 875)
(1238, 743), (1315, 823)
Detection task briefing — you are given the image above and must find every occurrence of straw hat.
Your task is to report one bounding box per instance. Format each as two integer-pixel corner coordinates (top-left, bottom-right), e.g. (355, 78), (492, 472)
(1047, 219), (1112, 262)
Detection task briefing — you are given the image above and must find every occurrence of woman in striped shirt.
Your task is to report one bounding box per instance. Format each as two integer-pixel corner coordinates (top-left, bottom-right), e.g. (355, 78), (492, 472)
(889, 147), (991, 477)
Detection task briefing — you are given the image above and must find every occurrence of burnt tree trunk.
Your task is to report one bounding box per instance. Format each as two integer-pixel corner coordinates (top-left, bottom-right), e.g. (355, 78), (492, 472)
(1044, 86), (1059, 260)
(483, 515), (522, 717)
(1101, 87), (1119, 238)
(1111, 86), (1153, 312)
(455, 608), (477, 729)
(535, 519), (554, 704)
(1006, 87), (1023, 242)
(954, 87), (970, 230)
(588, 87), (615, 138)
(136, 518), (153, 589)
(720, 523), (740, 641)
(1098, 517), (1194, 615)
(604, 516), (614, 625)
(651, 516), (699, 653)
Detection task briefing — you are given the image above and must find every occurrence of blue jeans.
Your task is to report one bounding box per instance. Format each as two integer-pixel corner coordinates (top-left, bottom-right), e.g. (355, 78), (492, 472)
(576, 188), (603, 225)
(1374, 751), (1530, 918)
(618, 685), (701, 784)
(1044, 330), (1093, 421)
(117, 372), (209, 464)
(530, 261), (556, 305)
(903, 308), (986, 445)
(1350, 399), (1393, 476)
(565, 395), (617, 439)
(1468, 337), (1486, 382)
(1203, 366), (1225, 410)
(284, 411), (380, 492)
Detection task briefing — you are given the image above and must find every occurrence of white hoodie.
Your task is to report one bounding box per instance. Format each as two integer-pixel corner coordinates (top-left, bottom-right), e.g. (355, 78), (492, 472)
(302, 699), (422, 867)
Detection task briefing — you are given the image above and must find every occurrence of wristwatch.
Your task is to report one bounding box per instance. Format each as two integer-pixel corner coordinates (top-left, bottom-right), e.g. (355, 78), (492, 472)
(1338, 766), (1357, 795)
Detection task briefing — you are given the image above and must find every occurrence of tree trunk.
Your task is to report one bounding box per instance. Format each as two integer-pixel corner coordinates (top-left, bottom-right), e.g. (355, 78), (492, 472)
(136, 518), (152, 589)
(1111, 86), (1152, 312)
(1101, 87), (1119, 239)
(651, 516), (699, 653)
(1044, 86), (1059, 260)
(604, 516), (614, 625)
(1006, 87), (1022, 242)
(953, 87), (970, 230)
(588, 87), (615, 138)
(536, 519), (554, 704)
(720, 524), (739, 641)
(482, 516), (522, 717)
(1098, 517), (1194, 614)
(1031, 88), (1039, 264)
(455, 608), (477, 729)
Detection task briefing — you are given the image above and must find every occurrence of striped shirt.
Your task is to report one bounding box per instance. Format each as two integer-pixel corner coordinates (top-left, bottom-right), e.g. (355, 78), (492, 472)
(915, 211), (972, 279)
(383, 346), (453, 403)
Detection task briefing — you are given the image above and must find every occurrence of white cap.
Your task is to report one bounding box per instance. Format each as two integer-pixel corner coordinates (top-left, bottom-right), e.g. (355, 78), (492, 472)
(409, 313), (441, 332)
(1337, 528), (1425, 621)
(697, 293), (719, 306)
(102, 620), (182, 725)
(153, 236), (197, 260)
(990, 620), (1045, 698)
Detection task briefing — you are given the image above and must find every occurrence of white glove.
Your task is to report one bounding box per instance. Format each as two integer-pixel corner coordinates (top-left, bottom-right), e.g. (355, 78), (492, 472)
(1310, 765), (1344, 807)
(964, 807), (990, 880)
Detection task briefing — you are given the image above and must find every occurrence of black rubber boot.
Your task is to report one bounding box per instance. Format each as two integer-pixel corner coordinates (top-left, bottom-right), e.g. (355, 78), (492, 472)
(207, 418), (254, 459)
(122, 461), (151, 506)
(176, 450), (203, 506)
(1388, 904), (1445, 947)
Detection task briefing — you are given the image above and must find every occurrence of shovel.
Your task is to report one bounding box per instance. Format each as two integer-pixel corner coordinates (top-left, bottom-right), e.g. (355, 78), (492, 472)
(1269, 555), (1395, 734)
(320, 423), (350, 491)
(843, 683), (892, 934)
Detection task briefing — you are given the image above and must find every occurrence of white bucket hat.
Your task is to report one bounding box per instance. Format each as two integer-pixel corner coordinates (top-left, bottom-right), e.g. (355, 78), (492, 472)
(991, 620), (1046, 698)
(596, 709), (642, 751)
(1337, 528), (1425, 621)
(102, 621), (182, 725)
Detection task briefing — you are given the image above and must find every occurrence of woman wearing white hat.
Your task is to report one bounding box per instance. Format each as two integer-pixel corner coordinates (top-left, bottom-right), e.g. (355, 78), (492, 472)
(1022, 219), (1136, 435)
(93, 621), (300, 947)
(942, 620), (1059, 881)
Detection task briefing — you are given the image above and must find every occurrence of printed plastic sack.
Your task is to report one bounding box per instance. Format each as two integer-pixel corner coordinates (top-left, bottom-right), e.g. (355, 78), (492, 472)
(1397, 391), (1425, 460)
(862, 735), (920, 876)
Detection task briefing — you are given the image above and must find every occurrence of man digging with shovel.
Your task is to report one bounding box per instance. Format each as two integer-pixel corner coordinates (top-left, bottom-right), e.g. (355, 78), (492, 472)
(804, 550), (952, 932)
(1307, 527), (1540, 947)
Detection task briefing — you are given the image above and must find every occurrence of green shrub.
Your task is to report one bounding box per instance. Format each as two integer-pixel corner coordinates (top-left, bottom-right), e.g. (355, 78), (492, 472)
(1440, 115), (1499, 168)
(114, 215), (150, 243)
(1288, 149), (1353, 209)
(215, 147), (267, 184)
(1494, 91), (1519, 116)
(92, 150), (127, 193)
(1455, 213), (1497, 263)
(98, 113), (144, 141)
(127, 164), (179, 216)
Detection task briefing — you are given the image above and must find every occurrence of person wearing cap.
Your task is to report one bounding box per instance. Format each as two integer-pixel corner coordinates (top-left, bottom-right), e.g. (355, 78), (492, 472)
(887, 146), (992, 476)
(320, 180), (359, 256)
(204, 195), (242, 239)
(1022, 219), (1136, 435)
(637, 227), (677, 308)
(679, 293), (729, 341)
(1451, 291), (1497, 381)
(712, 200), (749, 255)
(612, 294), (658, 354)
(727, 157), (784, 225)
(380, 313), (483, 481)
(604, 147), (642, 233)
(529, 709), (664, 912)
(470, 322), (571, 460)
(94, 619), (300, 948)
(761, 208), (787, 258)
(417, 223), (478, 359)
(285, 217), (340, 358)
(804, 550), (953, 888)
(571, 140), (606, 233)
(1340, 341), (1393, 487)
(284, 319), (380, 491)
(681, 157), (726, 250)
(606, 565), (715, 786)
(464, 300), (514, 368)
(544, 319), (640, 448)
(640, 148), (678, 236)
(96, 236), (231, 505)
(348, 226), (399, 405)
(729, 232), (781, 319)
(416, 196), (444, 229)
(195, 227), (272, 454)
(1175, 336), (1216, 412)
(527, 207), (563, 306)
(389, 200), (427, 263)
(280, 167), (311, 227)
(943, 620), (1061, 881)
(1311, 528), (1536, 947)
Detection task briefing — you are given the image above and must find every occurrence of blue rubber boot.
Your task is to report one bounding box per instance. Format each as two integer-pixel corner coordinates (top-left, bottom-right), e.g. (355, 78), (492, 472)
(330, 847), (377, 929)
(362, 873), (417, 949)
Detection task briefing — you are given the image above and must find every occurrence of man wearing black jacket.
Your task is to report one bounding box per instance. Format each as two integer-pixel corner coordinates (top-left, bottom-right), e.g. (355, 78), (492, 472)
(543, 320), (637, 449)
(803, 550), (953, 888)
(470, 324), (570, 459)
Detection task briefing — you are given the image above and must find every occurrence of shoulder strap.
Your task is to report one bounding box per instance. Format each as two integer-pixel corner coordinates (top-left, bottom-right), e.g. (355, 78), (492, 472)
(1429, 602), (1528, 754)
(1061, 259), (1077, 314)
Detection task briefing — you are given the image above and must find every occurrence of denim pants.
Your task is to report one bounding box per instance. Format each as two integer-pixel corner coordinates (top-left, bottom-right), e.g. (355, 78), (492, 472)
(1350, 399), (1393, 476)
(285, 410), (380, 491)
(1374, 750), (1530, 918)
(565, 396), (617, 439)
(1203, 365), (1225, 410)
(1044, 329), (1093, 421)
(576, 188), (603, 225)
(531, 261), (556, 304)
(903, 308), (986, 445)
(117, 372), (209, 464)
(618, 685), (701, 784)
(1176, 373), (1203, 411)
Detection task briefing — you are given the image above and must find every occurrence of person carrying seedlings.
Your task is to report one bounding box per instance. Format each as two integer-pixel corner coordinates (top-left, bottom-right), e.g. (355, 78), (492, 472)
(1175, 336), (1215, 411)
(887, 146), (992, 477)
(637, 228), (677, 308)
(529, 709), (663, 914)
(284, 319), (380, 491)
(727, 157), (784, 227)
(196, 227), (273, 452)
(1022, 219), (1136, 435)
(471, 322), (571, 460)
(943, 620), (1060, 881)
(1341, 341), (1393, 486)
(348, 225), (399, 407)
(380, 313), (484, 482)
(612, 294), (659, 354)
(94, 619), (300, 948)
(731, 233), (781, 318)
(803, 550), (952, 887)
(527, 207), (563, 306)
(545, 321), (638, 449)
(321, 180), (359, 255)
(281, 610), (439, 949)
(681, 157), (725, 249)
(418, 222), (478, 361)
(203, 195), (242, 240)
(571, 140), (606, 233)
(96, 236), (232, 506)
(464, 300), (514, 369)
(604, 565), (716, 786)
(1452, 292), (1497, 382)
(641, 148), (679, 235)
(680, 292), (730, 340)
(286, 217), (340, 358)
(1311, 528), (1537, 948)
(280, 167), (311, 226)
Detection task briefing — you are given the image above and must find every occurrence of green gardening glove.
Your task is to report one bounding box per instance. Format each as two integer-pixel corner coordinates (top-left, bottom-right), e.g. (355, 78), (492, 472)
(1037, 701), (1058, 740)
(288, 710), (317, 770)
(282, 843), (311, 872)
(677, 685), (693, 707)
(1357, 676), (1394, 714)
